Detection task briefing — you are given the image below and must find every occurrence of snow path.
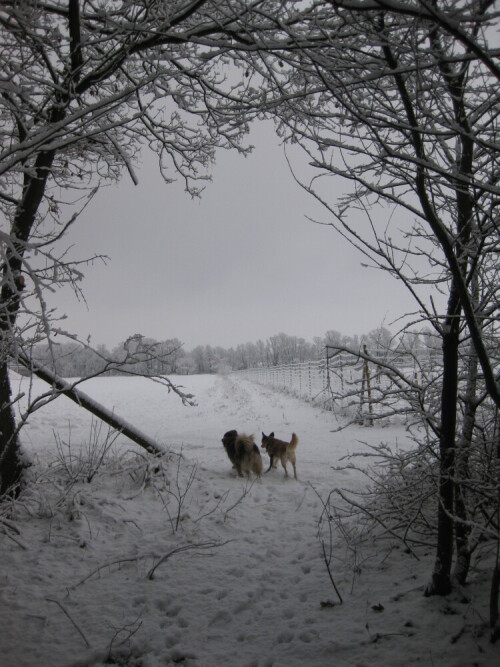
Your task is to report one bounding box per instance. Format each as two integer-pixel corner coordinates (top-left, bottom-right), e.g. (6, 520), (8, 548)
(1, 373), (496, 666)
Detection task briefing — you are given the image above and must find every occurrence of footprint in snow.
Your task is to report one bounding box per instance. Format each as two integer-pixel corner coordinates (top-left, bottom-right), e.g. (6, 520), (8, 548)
(228, 567), (245, 578)
(166, 604), (182, 618)
(153, 598), (167, 611)
(233, 599), (251, 614)
(209, 609), (232, 626)
(165, 633), (180, 648)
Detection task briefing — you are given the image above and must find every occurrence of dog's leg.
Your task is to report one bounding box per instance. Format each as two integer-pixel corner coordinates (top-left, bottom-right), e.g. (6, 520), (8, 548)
(281, 457), (288, 478)
(265, 455), (274, 473)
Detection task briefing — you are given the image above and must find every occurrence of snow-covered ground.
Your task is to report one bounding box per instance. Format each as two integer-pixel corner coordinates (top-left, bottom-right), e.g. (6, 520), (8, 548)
(0, 373), (496, 666)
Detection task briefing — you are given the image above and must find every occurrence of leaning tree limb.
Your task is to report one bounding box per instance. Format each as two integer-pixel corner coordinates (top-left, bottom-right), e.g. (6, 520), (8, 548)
(16, 353), (164, 456)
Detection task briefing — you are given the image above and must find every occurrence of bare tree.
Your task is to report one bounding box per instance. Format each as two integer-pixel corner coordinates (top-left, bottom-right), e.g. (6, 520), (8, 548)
(237, 1), (500, 596)
(0, 0), (313, 494)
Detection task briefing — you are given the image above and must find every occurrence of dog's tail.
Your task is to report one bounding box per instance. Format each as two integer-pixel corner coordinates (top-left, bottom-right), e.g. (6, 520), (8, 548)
(289, 433), (299, 450)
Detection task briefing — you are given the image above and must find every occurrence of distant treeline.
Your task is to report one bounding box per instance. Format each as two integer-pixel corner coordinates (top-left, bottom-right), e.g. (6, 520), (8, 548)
(26, 327), (440, 378)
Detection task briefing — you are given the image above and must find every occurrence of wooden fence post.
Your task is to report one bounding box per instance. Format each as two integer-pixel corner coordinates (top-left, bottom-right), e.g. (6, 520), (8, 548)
(360, 344), (374, 426)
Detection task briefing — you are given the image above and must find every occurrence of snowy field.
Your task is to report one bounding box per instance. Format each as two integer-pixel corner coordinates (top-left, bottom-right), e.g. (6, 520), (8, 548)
(1, 372), (496, 666)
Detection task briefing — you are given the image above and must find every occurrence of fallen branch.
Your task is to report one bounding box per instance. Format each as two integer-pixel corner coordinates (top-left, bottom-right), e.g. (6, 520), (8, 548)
(16, 353), (164, 455)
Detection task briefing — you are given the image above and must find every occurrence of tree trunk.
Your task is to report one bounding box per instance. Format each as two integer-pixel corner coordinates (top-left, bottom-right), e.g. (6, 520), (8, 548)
(0, 120), (60, 496)
(491, 563), (500, 642)
(490, 428), (500, 641)
(453, 336), (479, 584)
(425, 286), (461, 596)
(0, 362), (23, 496)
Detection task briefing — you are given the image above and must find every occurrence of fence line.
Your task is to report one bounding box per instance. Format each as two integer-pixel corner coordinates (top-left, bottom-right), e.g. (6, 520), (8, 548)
(236, 358), (330, 404)
(233, 349), (441, 421)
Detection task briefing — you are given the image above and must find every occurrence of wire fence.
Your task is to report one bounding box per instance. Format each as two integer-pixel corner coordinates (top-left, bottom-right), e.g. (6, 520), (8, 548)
(233, 349), (442, 423)
(235, 358), (330, 404)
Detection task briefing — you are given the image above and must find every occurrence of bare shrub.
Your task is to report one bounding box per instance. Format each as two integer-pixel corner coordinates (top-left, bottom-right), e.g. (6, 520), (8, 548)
(53, 418), (121, 484)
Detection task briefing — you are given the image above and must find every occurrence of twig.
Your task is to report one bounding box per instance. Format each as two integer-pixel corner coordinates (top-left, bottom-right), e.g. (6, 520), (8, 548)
(147, 540), (231, 580)
(0, 516), (21, 534)
(334, 488), (421, 559)
(224, 478), (257, 522)
(46, 597), (90, 647)
(0, 524), (29, 550)
(368, 631), (414, 643)
(159, 449), (197, 533)
(72, 556), (143, 589)
(107, 613), (143, 660)
(194, 489), (230, 523)
(450, 624), (466, 644)
(0, 516), (29, 549)
(321, 540), (343, 604)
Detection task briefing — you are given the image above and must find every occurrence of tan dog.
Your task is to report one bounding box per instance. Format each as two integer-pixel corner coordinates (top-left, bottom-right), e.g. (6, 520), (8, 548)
(222, 430), (263, 478)
(261, 432), (299, 479)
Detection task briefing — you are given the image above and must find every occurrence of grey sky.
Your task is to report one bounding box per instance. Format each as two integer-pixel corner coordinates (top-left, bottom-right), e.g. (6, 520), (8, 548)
(53, 121), (418, 351)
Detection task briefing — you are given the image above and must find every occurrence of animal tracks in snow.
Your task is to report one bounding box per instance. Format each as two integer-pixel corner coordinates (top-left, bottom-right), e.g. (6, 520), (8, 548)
(4, 372), (432, 667)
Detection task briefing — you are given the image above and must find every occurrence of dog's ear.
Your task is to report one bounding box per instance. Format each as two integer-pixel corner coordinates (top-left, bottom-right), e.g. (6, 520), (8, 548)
(262, 432), (266, 438)
(270, 432), (274, 438)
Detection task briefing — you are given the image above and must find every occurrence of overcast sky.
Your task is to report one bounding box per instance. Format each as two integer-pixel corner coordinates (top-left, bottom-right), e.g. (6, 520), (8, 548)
(52, 121), (421, 351)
